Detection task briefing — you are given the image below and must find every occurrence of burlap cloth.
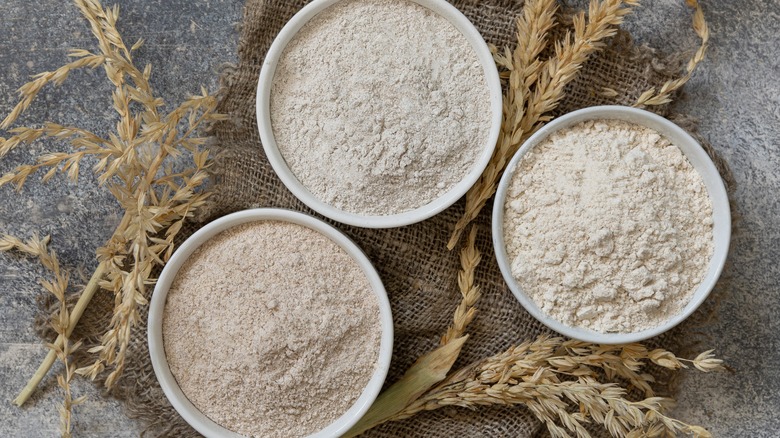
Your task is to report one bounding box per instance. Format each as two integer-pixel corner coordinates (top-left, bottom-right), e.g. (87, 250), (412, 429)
(42, 0), (735, 436)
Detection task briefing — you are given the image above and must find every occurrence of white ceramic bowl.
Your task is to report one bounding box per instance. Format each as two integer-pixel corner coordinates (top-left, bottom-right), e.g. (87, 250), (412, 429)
(492, 106), (731, 344)
(148, 208), (394, 438)
(256, 0), (502, 228)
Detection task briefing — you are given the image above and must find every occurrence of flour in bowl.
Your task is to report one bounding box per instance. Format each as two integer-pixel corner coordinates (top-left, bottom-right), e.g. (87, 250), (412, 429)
(270, 0), (491, 216)
(503, 120), (714, 333)
(163, 221), (381, 437)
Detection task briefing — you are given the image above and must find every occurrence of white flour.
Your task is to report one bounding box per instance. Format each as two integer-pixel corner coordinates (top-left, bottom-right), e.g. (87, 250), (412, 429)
(270, 0), (491, 216)
(503, 120), (714, 333)
(163, 221), (381, 438)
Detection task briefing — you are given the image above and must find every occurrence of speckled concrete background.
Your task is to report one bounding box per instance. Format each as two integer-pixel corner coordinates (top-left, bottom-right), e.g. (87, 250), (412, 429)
(0, 0), (777, 436)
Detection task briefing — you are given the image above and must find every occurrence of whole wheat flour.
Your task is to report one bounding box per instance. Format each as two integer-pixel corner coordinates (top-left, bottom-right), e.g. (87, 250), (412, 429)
(270, 0), (491, 216)
(503, 120), (714, 333)
(162, 221), (381, 438)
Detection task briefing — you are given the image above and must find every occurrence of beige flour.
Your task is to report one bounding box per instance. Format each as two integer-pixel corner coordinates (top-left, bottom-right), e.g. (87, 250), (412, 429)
(270, 0), (491, 216)
(503, 120), (714, 333)
(162, 221), (381, 437)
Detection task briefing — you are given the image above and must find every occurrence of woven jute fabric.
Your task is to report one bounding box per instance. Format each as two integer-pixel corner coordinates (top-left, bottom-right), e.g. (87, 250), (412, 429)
(39, 0), (735, 436)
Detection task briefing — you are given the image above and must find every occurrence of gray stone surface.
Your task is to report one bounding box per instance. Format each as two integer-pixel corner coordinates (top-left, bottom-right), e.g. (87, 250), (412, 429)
(0, 0), (778, 437)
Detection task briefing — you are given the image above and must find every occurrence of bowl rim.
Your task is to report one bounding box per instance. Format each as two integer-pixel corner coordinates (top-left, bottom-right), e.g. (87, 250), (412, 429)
(491, 105), (731, 344)
(147, 208), (394, 438)
(255, 0), (503, 228)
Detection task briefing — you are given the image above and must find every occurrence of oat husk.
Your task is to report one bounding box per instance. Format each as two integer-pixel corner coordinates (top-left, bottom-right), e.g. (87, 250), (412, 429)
(39, 0), (736, 436)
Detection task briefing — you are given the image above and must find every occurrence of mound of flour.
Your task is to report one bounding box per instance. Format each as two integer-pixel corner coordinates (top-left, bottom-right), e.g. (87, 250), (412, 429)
(163, 221), (381, 437)
(503, 120), (714, 333)
(270, 0), (491, 215)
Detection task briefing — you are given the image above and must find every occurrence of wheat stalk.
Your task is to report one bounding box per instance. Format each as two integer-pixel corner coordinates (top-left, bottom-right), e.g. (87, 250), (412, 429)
(634, 0), (709, 107)
(0, 235), (87, 437)
(442, 0), (558, 355)
(448, 0), (558, 249)
(1, 0), (224, 408)
(394, 336), (722, 437)
(440, 225), (482, 345)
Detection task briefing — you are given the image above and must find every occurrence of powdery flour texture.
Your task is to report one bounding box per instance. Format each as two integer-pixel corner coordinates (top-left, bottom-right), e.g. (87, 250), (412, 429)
(162, 221), (381, 438)
(503, 120), (714, 333)
(270, 0), (491, 216)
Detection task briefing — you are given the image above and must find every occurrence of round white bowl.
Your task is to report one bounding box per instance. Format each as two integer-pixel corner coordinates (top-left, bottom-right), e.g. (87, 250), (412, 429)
(148, 208), (394, 438)
(256, 0), (502, 228)
(492, 106), (731, 344)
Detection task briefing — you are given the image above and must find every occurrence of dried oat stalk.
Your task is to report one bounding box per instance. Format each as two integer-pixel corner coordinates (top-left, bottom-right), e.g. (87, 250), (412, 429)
(395, 337), (723, 437)
(1, 0), (225, 409)
(0, 235), (87, 437)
